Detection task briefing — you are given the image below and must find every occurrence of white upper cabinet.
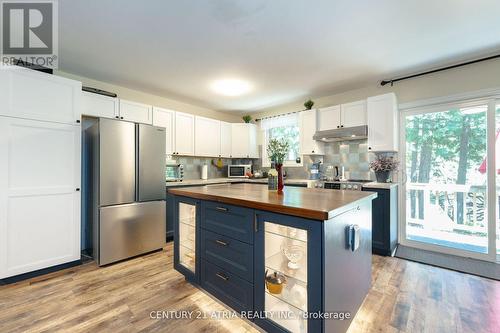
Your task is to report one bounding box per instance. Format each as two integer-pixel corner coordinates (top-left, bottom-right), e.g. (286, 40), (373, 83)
(174, 112), (195, 156)
(119, 99), (153, 124)
(81, 91), (119, 119)
(195, 116), (221, 157)
(367, 93), (398, 152)
(318, 105), (341, 131)
(300, 109), (324, 155)
(231, 123), (259, 158)
(340, 100), (367, 128)
(0, 66), (81, 124)
(220, 121), (232, 158)
(152, 107), (175, 155)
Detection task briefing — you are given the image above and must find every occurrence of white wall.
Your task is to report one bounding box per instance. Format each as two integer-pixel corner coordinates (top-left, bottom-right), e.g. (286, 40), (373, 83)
(253, 58), (500, 118)
(55, 70), (241, 123)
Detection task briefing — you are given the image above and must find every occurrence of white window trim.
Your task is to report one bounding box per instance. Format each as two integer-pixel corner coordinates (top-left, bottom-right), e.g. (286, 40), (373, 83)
(261, 129), (304, 168)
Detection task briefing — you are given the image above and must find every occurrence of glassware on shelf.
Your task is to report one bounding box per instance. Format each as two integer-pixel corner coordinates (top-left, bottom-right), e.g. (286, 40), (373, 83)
(179, 202), (196, 273)
(265, 270), (287, 294)
(281, 242), (305, 269)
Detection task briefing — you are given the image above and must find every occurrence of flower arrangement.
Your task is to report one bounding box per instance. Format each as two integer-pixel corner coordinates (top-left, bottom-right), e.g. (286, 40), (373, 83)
(267, 138), (290, 165)
(369, 156), (399, 172)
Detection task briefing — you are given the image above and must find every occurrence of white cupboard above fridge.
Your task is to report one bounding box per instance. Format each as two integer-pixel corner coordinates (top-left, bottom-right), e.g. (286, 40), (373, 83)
(81, 91), (119, 120)
(367, 93), (398, 152)
(195, 116), (221, 157)
(300, 109), (324, 155)
(119, 99), (153, 125)
(152, 107), (175, 155)
(231, 123), (259, 158)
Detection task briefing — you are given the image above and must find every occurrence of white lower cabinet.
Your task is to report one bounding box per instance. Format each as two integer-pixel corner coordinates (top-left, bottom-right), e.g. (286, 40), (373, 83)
(119, 99), (153, 124)
(195, 116), (221, 157)
(81, 91), (119, 119)
(0, 117), (81, 279)
(231, 123), (258, 158)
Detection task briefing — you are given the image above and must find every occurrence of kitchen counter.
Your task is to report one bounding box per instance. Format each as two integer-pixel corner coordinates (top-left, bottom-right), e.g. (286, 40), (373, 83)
(363, 182), (399, 189)
(165, 177), (314, 188)
(168, 183), (376, 220)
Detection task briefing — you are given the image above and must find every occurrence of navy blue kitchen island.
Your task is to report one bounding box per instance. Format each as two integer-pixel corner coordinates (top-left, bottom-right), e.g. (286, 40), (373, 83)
(168, 183), (376, 333)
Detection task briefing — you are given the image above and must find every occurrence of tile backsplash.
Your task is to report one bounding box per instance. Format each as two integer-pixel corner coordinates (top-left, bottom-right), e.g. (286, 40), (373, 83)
(176, 157), (232, 179)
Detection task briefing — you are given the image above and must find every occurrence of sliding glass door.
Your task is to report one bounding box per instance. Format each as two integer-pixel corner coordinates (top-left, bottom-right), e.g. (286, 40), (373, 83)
(401, 99), (499, 261)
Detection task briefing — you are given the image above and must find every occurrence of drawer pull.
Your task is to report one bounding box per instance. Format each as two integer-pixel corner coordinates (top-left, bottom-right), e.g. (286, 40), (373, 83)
(216, 273), (229, 281)
(215, 239), (228, 246)
(216, 207), (228, 212)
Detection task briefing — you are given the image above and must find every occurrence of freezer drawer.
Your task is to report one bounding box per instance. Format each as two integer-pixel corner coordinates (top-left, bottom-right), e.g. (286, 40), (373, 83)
(99, 201), (166, 265)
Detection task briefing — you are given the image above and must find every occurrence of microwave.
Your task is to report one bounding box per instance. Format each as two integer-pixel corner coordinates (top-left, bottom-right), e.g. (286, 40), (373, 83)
(228, 164), (252, 178)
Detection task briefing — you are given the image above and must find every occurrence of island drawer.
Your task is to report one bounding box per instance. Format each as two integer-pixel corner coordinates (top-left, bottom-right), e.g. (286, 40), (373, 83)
(201, 230), (253, 282)
(201, 201), (254, 244)
(201, 260), (254, 313)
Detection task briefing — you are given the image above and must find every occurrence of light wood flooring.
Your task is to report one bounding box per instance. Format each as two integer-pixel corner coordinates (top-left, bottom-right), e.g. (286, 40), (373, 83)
(0, 244), (498, 333)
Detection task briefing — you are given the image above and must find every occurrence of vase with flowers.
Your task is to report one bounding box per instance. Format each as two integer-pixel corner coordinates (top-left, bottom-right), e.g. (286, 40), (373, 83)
(267, 138), (290, 193)
(369, 156), (399, 183)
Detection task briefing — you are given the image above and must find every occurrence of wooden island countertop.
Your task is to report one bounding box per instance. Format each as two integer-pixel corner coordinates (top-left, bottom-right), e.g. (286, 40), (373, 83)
(168, 183), (377, 220)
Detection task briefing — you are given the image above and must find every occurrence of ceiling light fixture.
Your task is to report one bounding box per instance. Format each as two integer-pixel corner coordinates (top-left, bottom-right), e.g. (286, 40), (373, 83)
(211, 79), (252, 96)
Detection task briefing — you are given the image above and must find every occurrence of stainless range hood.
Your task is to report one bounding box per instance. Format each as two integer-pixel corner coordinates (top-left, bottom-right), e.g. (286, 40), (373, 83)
(313, 125), (368, 142)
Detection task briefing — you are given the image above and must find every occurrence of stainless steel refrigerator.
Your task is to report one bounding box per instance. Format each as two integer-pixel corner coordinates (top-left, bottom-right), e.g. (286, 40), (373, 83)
(85, 118), (166, 266)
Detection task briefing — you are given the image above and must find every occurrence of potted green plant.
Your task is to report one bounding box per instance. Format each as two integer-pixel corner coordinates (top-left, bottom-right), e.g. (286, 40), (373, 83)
(369, 156), (399, 183)
(242, 115), (252, 123)
(267, 138), (290, 193)
(304, 99), (314, 110)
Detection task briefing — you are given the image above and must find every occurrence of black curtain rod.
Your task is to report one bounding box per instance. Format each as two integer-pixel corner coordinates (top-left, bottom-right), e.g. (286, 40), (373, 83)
(380, 53), (500, 86)
(255, 110), (302, 122)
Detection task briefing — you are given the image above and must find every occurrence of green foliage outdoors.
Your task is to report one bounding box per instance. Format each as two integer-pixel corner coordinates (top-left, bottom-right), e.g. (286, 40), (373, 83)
(268, 126), (300, 163)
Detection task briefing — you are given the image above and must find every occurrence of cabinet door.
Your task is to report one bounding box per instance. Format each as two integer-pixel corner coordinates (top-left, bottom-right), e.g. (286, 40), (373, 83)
(231, 123), (250, 158)
(300, 110), (324, 155)
(317, 105), (341, 131)
(81, 91), (119, 119)
(220, 121), (232, 158)
(248, 123), (259, 158)
(254, 211), (322, 333)
(0, 66), (81, 124)
(153, 107), (175, 155)
(0, 117), (81, 279)
(174, 112), (195, 155)
(195, 116), (221, 157)
(173, 197), (199, 283)
(340, 100), (367, 127)
(119, 99), (153, 124)
(367, 93), (398, 152)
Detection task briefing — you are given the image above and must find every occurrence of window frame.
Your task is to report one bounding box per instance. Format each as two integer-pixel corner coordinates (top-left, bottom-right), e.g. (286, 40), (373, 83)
(261, 125), (303, 168)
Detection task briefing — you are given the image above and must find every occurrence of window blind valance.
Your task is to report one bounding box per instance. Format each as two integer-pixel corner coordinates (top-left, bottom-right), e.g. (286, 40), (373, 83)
(259, 113), (299, 131)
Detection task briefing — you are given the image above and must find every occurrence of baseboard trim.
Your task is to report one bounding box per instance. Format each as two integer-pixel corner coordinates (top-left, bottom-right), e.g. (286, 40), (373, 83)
(395, 245), (499, 280)
(0, 260), (82, 285)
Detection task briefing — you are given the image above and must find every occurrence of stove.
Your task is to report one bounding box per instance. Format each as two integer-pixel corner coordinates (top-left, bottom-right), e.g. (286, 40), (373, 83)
(317, 179), (372, 191)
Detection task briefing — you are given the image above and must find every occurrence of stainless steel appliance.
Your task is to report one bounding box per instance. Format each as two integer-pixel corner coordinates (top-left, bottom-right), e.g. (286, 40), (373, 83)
(322, 179), (372, 191)
(313, 125), (368, 142)
(228, 164), (252, 178)
(165, 160), (184, 182)
(85, 118), (166, 266)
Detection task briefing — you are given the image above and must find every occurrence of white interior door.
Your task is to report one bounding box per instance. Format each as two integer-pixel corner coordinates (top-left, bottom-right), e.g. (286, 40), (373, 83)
(0, 117), (81, 278)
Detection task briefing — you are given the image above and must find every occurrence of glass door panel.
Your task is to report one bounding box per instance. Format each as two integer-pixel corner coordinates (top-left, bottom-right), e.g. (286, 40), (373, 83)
(496, 104), (500, 257)
(179, 202), (196, 272)
(404, 105), (488, 254)
(264, 222), (308, 333)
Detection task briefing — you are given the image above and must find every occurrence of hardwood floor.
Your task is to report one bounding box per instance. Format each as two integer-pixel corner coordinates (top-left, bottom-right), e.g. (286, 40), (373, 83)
(0, 244), (498, 333)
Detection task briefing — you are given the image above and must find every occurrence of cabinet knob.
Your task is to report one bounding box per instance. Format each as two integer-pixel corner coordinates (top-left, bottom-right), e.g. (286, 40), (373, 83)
(115, 116), (119, 119)
(337, 126), (340, 128)
(76, 188), (80, 191)
(312, 150), (315, 153)
(368, 147), (372, 150)
(120, 116), (124, 120)
(341, 125), (344, 128)
(76, 119), (81, 124)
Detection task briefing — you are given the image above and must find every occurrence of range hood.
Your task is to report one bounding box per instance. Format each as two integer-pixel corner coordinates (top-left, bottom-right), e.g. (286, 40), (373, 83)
(313, 125), (368, 142)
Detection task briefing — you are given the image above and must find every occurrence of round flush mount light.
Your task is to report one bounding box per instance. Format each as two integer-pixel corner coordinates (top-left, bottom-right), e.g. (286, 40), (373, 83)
(210, 79), (252, 96)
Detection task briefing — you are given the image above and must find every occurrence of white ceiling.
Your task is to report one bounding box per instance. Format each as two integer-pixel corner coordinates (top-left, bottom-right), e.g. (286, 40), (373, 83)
(59, 0), (500, 113)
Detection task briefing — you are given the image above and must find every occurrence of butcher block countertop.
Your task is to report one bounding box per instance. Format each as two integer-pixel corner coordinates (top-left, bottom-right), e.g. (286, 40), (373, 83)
(168, 183), (377, 220)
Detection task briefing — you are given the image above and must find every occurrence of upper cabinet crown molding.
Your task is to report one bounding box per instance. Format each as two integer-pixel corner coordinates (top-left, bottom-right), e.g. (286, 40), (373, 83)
(118, 99), (153, 124)
(367, 93), (398, 152)
(0, 66), (82, 125)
